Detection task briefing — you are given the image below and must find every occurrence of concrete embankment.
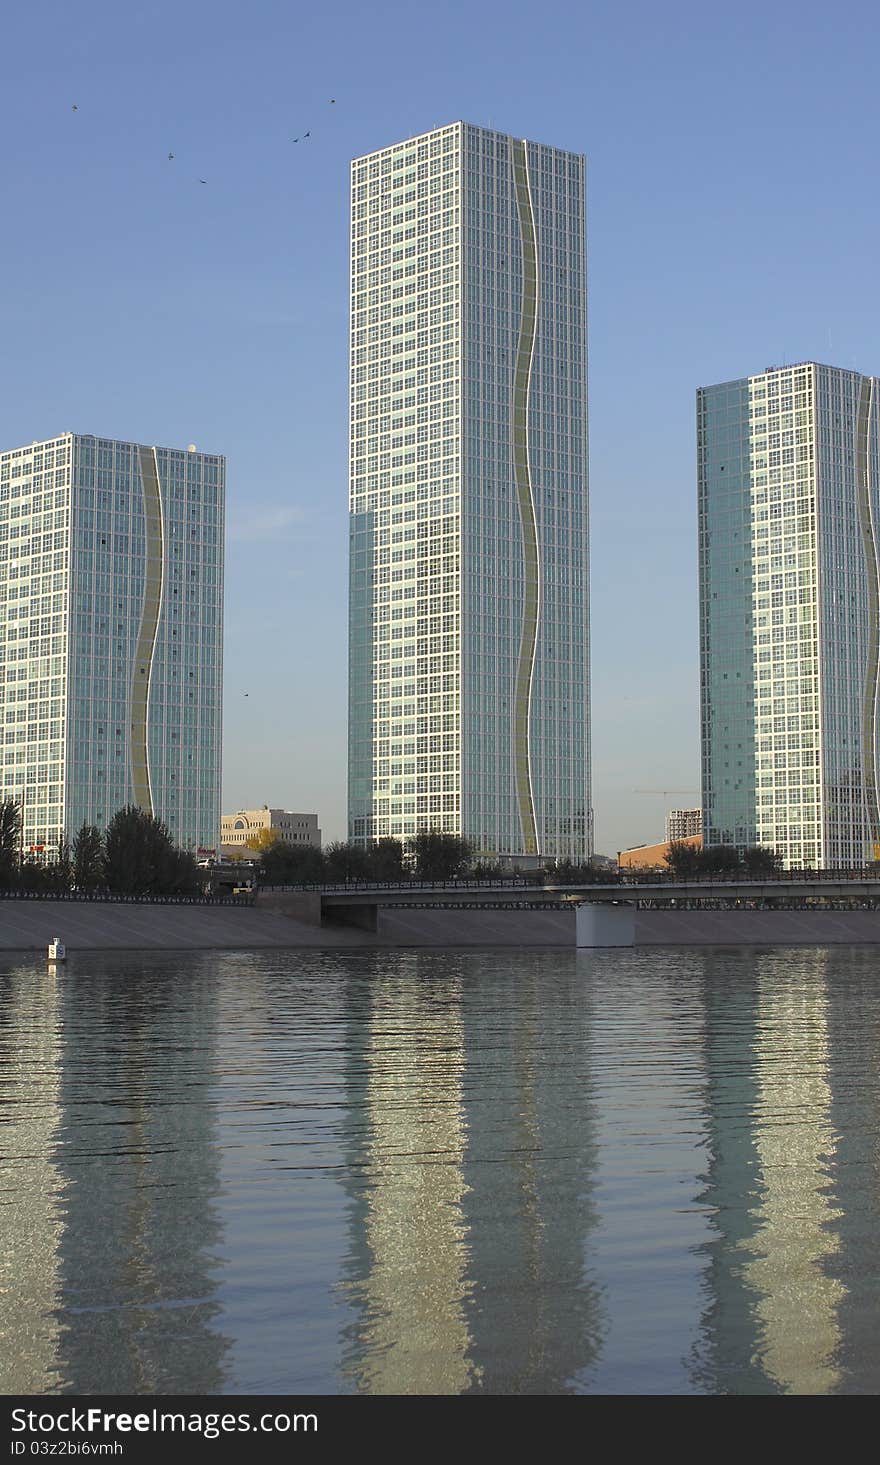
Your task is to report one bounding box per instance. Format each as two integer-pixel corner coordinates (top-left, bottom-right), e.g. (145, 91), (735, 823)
(0, 899), (369, 952)
(634, 908), (880, 945)
(4, 899), (880, 952)
(375, 907), (880, 945)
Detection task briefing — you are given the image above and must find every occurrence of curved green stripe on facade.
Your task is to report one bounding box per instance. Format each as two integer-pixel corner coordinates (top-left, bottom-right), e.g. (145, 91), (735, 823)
(132, 447), (164, 815)
(511, 139), (539, 855)
(856, 378), (880, 852)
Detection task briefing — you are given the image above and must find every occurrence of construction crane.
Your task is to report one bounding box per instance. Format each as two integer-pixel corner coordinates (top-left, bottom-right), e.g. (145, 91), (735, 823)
(633, 789), (699, 802)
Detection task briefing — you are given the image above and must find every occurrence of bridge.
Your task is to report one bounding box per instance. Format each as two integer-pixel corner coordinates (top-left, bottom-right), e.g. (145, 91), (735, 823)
(258, 874), (880, 947)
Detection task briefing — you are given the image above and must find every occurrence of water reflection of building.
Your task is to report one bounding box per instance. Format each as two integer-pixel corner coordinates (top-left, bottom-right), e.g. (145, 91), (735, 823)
(340, 953), (473, 1393)
(693, 951), (844, 1394)
(340, 952), (603, 1393)
(1, 955), (231, 1395)
(0, 965), (65, 1394)
(822, 951), (880, 1394)
(51, 958), (230, 1394)
(459, 958), (603, 1393)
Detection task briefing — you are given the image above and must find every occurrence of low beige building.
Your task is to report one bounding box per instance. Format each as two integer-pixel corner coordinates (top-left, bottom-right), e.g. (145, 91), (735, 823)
(221, 807), (321, 857)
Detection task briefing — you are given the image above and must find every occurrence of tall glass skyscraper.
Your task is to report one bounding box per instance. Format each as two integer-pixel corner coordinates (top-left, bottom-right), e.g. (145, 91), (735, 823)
(698, 362), (880, 868)
(349, 122), (590, 862)
(0, 433), (224, 853)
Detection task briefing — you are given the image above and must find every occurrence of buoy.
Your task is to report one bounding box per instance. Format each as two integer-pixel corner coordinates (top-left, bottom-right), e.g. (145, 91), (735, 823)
(48, 937), (66, 962)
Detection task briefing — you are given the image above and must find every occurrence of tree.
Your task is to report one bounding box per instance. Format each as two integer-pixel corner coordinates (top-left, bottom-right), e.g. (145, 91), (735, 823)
(161, 847), (202, 896)
(246, 827), (280, 853)
(700, 845), (742, 877)
(473, 860), (506, 880)
(0, 797), (21, 888)
(19, 857), (55, 893)
(259, 840), (325, 885)
(73, 824), (104, 891)
(587, 856), (618, 884)
(103, 806), (181, 895)
(51, 839), (72, 893)
(740, 845), (782, 876)
(323, 840), (372, 882)
(408, 830), (473, 879)
(367, 837), (406, 882)
(548, 858), (596, 884)
(665, 841), (703, 878)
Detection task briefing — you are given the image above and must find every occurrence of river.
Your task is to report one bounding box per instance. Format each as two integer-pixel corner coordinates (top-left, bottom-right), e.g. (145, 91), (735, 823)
(2, 945), (878, 1395)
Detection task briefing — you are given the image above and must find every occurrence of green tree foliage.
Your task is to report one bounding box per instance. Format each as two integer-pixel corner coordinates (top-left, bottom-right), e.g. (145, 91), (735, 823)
(323, 840), (372, 882)
(740, 845), (783, 876)
(664, 841), (704, 878)
(366, 837), (406, 881)
(0, 804), (202, 899)
(72, 824), (105, 891)
(587, 856), (619, 883)
(54, 839), (72, 893)
(665, 842), (781, 878)
(473, 860), (506, 880)
(103, 805), (191, 895)
(700, 845), (742, 876)
(161, 847), (202, 896)
(20, 841), (74, 895)
(408, 830), (473, 879)
(546, 858), (605, 884)
(18, 857), (55, 893)
(259, 840), (325, 885)
(0, 797), (21, 888)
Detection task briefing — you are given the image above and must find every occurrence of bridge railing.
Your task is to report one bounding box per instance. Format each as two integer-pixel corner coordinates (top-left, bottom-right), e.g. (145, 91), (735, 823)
(260, 878), (539, 894)
(614, 867), (880, 886)
(257, 867), (880, 895)
(0, 889), (255, 906)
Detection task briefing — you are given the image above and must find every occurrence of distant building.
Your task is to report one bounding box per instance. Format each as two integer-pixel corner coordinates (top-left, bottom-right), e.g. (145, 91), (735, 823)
(619, 834), (702, 871)
(348, 121), (591, 863)
(666, 808), (702, 842)
(0, 432), (224, 853)
(699, 361), (880, 868)
(220, 807), (321, 856)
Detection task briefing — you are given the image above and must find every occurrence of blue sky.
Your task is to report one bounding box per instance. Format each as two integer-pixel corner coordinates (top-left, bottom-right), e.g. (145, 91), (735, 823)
(2, 0), (879, 854)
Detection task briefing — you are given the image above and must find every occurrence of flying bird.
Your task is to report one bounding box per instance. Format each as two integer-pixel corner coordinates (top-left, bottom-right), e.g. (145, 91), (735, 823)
(329, 98), (336, 103)
(71, 104), (78, 112)
(168, 152), (174, 160)
(304, 131), (310, 138)
(198, 178), (207, 184)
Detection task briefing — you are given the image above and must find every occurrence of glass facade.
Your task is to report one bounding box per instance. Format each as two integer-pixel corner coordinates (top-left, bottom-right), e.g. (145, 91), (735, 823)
(349, 122), (591, 860)
(0, 433), (224, 853)
(699, 363), (880, 868)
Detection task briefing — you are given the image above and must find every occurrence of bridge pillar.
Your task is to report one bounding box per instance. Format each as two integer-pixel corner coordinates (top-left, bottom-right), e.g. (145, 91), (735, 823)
(576, 902), (635, 948)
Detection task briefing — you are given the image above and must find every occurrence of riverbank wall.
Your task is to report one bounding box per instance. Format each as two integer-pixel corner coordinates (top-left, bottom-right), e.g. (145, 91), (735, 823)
(5, 899), (880, 951)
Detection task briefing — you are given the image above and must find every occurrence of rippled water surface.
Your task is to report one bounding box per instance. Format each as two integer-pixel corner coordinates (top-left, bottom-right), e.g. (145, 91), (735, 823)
(2, 945), (880, 1395)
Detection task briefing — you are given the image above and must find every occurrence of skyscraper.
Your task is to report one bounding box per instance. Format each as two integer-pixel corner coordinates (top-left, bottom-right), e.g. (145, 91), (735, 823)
(0, 432), (224, 853)
(698, 362), (880, 868)
(349, 122), (590, 863)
